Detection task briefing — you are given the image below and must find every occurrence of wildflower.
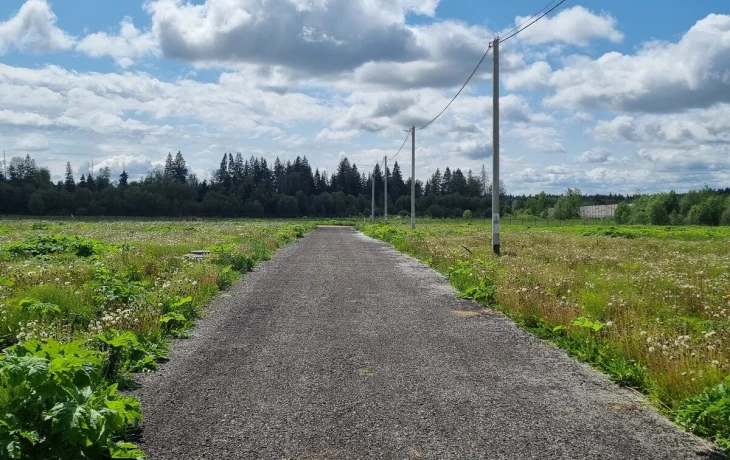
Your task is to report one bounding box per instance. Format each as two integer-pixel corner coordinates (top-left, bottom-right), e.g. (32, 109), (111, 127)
(704, 331), (716, 339)
(648, 346), (655, 353)
(640, 331), (647, 336)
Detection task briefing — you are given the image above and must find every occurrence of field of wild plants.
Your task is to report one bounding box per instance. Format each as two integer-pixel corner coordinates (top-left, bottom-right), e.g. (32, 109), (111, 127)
(362, 221), (730, 450)
(0, 219), (312, 459)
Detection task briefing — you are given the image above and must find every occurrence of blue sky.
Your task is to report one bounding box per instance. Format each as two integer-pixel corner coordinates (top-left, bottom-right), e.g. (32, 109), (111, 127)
(0, 0), (728, 194)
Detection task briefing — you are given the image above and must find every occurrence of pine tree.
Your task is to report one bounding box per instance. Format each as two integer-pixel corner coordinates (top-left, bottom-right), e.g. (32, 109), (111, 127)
(173, 151), (188, 183)
(215, 153), (230, 187)
(164, 153), (175, 180)
(119, 169), (129, 187)
(431, 169), (441, 195)
(442, 167), (452, 195)
(78, 174), (87, 188)
(480, 164), (489, 197)
(64, 162), (75, 192)
(86, 171), (96, 191)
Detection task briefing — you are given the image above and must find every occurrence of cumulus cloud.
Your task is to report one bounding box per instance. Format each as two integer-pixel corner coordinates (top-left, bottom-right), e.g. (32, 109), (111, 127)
(93, 154), (156, 178)
(543, 14), (730, 113)
(455, 139), (493, 160)
(316, 128), (360, 143)
(76, 18), (157, 67)
(508, 125), (565, 153)
(144, 0), (431, 73)
(511, 6), (623, 46)
(578, 147), (611, 163)
(0, 0), (74, 54)
(593, 104), (730, 146)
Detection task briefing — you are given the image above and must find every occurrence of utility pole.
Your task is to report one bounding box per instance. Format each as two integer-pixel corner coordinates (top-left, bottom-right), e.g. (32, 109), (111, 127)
(411, 126), (416, 230)
(384, 155), (388, 223)
(371, 170), (375, 223)
(2, 148), (6, 180)
(492, 37), (500, 255)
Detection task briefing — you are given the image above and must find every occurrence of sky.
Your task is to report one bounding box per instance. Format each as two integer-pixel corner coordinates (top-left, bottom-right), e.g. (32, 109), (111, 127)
(0, 0), (729, 195)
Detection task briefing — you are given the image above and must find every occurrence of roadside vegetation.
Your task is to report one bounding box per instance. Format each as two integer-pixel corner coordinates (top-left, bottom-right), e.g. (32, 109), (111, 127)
(361, 220), (730, 451)
(0, 220), (312, 459)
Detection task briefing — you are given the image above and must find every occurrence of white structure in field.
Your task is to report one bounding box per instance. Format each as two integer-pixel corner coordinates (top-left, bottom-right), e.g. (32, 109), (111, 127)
(580, 204), (617, 219)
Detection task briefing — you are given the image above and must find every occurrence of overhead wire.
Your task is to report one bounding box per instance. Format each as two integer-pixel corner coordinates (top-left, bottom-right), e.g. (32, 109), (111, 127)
(388, 130), (412, 161)
(416, 42), (493, 131)
(410, 0), (568, 133)
(501, 0), (567, 43)
(501, 0), (560, 39)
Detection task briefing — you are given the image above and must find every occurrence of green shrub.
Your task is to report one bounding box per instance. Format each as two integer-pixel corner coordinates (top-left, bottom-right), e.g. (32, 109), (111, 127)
(210, 244), (255, 272)
(3, 235), (106, 258)
(462, 210), (473, 220)
(676, 377), (730, 450)
(0, 340), (143, 459)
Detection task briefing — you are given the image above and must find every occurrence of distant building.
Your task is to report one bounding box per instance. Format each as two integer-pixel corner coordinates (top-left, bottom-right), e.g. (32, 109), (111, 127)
(580, 204), (617, 219)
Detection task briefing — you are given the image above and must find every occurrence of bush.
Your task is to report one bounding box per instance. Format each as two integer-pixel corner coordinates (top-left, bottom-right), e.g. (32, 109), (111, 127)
(462, 210), (473, 220)
(647, 199), (669, 225)
(427, 205), (444, 218)
(0, 340), (143, 459)
(676, 377), (730, 450)
(3, 235), (105, 258)
(614, 202), (631, 224)
(553, 188), (581, 220)
(277, 196), (299, 217)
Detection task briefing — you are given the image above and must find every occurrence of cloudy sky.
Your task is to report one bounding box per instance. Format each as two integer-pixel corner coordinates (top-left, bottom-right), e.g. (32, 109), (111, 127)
(0, 0), (728, 194)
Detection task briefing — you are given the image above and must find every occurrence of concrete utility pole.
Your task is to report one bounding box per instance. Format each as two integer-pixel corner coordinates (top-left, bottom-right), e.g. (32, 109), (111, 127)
(371, 171), (375, 223)
(411, 126), (416, 230)
(492, 37), (500, 255)
(384, 155), (388, 223)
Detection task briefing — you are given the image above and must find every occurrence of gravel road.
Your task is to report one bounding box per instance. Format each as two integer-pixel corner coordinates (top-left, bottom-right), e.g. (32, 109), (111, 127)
(134, 226), (720, 459)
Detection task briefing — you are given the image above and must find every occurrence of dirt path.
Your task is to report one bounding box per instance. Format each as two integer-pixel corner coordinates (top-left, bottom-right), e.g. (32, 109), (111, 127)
(134, 227), (718, 459)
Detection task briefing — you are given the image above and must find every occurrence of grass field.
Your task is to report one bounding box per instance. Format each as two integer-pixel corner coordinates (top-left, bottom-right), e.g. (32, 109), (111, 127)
(0, 219), (313, 459)
(361, 219), (730, 450)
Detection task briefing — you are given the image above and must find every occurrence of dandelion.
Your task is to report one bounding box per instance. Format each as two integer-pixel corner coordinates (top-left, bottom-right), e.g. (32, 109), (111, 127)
(648, 346), (655, 353)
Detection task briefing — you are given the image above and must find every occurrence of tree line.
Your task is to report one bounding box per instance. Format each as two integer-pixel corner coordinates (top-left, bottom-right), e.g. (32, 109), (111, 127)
(0, 152), (728, 224)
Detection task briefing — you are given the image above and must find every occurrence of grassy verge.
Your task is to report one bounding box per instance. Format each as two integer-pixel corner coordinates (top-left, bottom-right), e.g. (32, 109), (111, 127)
(359, 221), (730, 451)
(0, 220), (314, 459)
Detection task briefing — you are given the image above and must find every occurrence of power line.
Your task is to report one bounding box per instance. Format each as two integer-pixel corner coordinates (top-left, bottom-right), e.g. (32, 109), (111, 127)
(389, 130), (412, 161)
(412, 0), (568, 132)
(416, 43), (493, 131)
(501, 0), (567, 43)
(501, 0), (560, 38)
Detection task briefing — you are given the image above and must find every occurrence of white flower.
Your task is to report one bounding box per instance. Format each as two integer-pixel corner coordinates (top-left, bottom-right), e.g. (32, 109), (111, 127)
(648, 346), (655, 353)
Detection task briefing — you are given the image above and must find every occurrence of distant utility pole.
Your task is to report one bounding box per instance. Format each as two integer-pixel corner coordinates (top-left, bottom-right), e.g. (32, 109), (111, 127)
(371, 171), (375, 223)
(411, 126), (416, 230)
(492, 37), (501, 255)
(2, 148), (6, 179)
(384, 155), (388, 223)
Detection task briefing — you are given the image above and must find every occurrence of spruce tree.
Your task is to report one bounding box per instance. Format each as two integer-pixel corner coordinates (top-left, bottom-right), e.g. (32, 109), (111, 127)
(119, 169), (129, 187)
(64, 162), (75, 192)
(164, 153), (175, 179)
(173, 151), (188, 183)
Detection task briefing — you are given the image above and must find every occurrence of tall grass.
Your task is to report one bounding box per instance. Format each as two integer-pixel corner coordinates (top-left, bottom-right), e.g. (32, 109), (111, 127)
(362, 221), (730, 449)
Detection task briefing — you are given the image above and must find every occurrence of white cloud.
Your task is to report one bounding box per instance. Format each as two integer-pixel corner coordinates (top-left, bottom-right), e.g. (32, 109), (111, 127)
(578, 147), (611, 163)
(0, 0), (74, 54)
(508, 125), (565, 153)
(504, 61), (552, 91)
(543, 14), (730, 113)
(316, 128), (360, 143)
(512, 6), (623, 46)
(144, 0), (433, 73)
(77, 18), (157, 67)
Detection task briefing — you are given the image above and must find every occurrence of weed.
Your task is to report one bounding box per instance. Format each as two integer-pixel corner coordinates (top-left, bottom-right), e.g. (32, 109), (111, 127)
(0, 340), (143, 459)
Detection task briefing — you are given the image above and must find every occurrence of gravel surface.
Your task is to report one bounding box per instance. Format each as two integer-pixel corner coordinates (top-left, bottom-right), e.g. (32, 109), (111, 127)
(134, 226), (720, 459)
